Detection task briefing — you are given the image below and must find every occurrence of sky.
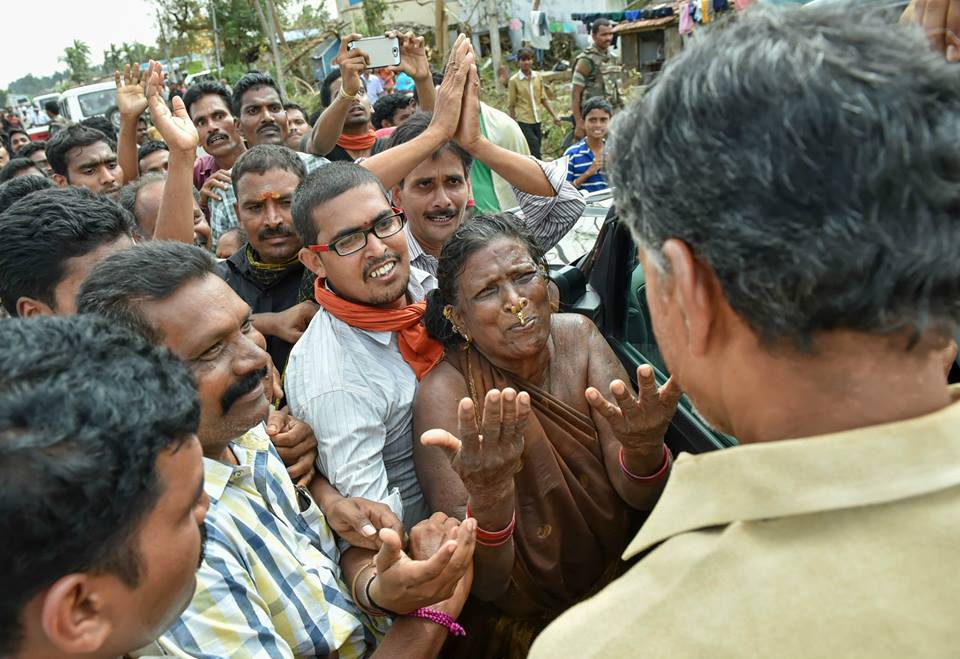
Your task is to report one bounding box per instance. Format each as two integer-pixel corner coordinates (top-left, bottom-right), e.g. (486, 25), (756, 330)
(2, 0), (340, 91)
(1, 0), (163, 90)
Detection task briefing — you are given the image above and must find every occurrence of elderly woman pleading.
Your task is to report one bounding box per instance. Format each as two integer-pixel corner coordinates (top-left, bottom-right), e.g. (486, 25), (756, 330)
(414, 215), (681, 656)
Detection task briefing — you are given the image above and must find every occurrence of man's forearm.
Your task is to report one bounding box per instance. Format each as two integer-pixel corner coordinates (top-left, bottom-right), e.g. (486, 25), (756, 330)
(251, 313), (277, 339)
(117, 116), (140, 184)
(414, 72), (436, 113)
(371, 617), (449, 658)
(542, 96), (559, 120)
(362, 126), (447, 189)
(309, 96), (352, 156)
(153, 149), (197, 243)
(469, 139), (554, 196)
(572, 85), (584, 123)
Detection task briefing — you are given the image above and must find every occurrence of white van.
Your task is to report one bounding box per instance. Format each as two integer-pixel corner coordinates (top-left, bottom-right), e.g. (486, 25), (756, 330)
(58, 81), (120, 129)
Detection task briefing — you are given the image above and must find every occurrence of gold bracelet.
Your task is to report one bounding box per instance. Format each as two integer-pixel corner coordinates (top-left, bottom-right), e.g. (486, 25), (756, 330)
(351, 562), (388, 618)
(338, 85), (361, 101)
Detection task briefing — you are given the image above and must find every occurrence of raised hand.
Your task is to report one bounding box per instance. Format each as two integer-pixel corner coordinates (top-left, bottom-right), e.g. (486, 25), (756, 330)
(369, 519), (476, 614)
(421, 388), (530, 504)
(388, 31), (430, 81)
(586, 364), (681, 452)
(453, 55), (483, 154)
(428, 34), (473, 141)
(902, 0), (960, 59)
(145, 60), (198, 154)
(115, 62), (148, 119)
(334, 33), (368, 96)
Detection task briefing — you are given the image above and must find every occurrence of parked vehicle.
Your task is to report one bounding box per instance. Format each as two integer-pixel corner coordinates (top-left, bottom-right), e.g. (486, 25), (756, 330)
(184, 69), (216, 86)
(59, 81), (121, 130)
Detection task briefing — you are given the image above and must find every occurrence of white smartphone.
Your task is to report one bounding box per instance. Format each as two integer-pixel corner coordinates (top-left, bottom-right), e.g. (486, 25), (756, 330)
(347, 36), (401, 70)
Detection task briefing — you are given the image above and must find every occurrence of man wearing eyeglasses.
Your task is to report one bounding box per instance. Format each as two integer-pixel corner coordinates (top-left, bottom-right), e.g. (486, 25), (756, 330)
(287, 161), (436, 530)
(284, 36), (478, 531)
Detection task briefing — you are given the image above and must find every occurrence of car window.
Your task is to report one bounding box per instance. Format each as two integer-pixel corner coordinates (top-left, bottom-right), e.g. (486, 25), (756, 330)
(625, 258), (738, 447)
(77, 89), (115, 117)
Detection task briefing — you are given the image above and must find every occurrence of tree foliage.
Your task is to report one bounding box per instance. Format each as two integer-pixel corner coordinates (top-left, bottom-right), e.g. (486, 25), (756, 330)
(61, 40), (93, 84)
(7, 72), (68, 97)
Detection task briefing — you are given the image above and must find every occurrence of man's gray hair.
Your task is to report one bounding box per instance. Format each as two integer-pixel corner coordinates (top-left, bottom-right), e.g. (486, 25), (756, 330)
(610, 2), (960, 350)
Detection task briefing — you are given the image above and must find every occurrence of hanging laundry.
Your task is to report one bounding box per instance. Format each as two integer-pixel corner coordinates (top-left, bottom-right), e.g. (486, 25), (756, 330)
(713, 0), (729, 11)
(625, 9), (641, 21)
(679, 1), (694, 34)
(700, 0), (712, 23)
(734, 0), (754, 9)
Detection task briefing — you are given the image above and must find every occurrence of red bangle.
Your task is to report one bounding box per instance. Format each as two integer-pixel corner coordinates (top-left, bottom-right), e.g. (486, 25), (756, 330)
(465, 506), (516, 547)
(619, 444), (672, 482)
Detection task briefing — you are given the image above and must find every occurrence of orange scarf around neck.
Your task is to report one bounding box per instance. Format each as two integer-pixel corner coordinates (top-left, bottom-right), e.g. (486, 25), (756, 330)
(313, 278), (443, 379)
(336, 129), (377, 153)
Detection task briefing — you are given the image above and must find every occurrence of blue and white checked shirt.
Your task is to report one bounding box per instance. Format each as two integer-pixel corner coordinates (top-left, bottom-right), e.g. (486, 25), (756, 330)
(141, 423), (386, 658)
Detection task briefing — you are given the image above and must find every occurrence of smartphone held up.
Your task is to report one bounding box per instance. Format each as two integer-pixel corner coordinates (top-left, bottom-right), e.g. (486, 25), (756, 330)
(347, 36), (401, 70)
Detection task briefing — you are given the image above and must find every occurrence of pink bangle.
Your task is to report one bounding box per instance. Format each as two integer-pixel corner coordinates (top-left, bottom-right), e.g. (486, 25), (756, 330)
(619, 444), (672, 482)
(409, 607), (467, 637)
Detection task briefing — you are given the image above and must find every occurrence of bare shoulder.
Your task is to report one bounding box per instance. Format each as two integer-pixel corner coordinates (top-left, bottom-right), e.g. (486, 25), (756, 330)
(551, 312), (604, 346)
(415, 360), (468, 406)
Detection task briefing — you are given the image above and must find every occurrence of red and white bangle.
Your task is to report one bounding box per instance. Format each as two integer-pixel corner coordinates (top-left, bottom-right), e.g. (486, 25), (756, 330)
(465, 506), (516, 547)
(409, 607), (466, 636)
(619, 444), (672, 482)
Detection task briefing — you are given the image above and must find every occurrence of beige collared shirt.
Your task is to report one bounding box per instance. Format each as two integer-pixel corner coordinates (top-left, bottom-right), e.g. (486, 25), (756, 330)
(530, 388), (960, 658)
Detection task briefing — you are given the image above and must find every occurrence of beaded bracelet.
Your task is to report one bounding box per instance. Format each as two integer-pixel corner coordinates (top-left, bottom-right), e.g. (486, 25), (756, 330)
(409, 607), (467, 637)
(465, 506), (516, 547)
(619, 444), (672, 482)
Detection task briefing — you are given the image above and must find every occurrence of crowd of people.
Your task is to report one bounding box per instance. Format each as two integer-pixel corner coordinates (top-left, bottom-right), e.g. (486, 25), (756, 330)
(1, 0), (958, 657)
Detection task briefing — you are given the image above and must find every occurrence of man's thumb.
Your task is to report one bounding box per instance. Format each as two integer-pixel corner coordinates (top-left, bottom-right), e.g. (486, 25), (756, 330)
(348, 508), (377, 539)
(374, 528), (403, 571)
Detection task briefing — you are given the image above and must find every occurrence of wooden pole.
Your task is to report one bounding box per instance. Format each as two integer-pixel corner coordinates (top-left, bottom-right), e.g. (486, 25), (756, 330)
(253, 0), (286, 92)
(267, 0), (288, 47)
(435, 0), (447, 59)
(486, 0), (502, 91)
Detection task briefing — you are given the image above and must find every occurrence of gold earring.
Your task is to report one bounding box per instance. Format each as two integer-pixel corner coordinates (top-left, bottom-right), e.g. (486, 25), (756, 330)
(444, 305), (471, 343)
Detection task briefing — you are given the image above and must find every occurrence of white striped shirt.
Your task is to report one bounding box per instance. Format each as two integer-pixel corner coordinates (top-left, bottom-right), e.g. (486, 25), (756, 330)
(406, 156), (585, 282)
(284, 268), (434, 530)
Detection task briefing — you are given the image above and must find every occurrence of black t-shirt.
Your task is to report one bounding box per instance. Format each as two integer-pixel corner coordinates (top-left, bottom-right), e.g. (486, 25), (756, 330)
(324, 138), (389, 162)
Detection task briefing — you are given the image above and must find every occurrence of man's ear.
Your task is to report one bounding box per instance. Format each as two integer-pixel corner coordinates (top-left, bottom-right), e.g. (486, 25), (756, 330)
(298, 247), (326, 280)
(390, 185), (403, 208)
(16, 297), (54, 318)
(52, 173), (68, 187)
(40, 574), (113, 655)
(661, 238), (723, 358)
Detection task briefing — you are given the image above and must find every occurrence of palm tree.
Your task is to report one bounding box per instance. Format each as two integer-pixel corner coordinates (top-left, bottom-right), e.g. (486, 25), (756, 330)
(62, 39), (92, 84)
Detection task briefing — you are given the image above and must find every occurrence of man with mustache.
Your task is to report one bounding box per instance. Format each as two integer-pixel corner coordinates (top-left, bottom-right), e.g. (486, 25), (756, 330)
(0, 315), (208, 659)
(216, 144), (318, 374)
(77, 241), (476, 658)
(201, 72), (333, 247)
(183, 81), (246, 211)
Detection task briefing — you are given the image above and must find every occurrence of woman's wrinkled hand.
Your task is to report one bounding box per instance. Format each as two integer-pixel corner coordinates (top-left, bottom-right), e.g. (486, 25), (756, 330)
(420, 388), (530, 504)
(586, 364), (681, 452)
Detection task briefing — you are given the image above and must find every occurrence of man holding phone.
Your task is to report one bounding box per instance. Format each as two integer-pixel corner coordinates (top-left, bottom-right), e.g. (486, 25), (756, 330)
(309, 32), (436, 162)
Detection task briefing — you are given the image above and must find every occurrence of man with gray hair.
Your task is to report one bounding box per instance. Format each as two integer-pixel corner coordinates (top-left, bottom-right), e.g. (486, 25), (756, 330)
(531, 3), (960, 657)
